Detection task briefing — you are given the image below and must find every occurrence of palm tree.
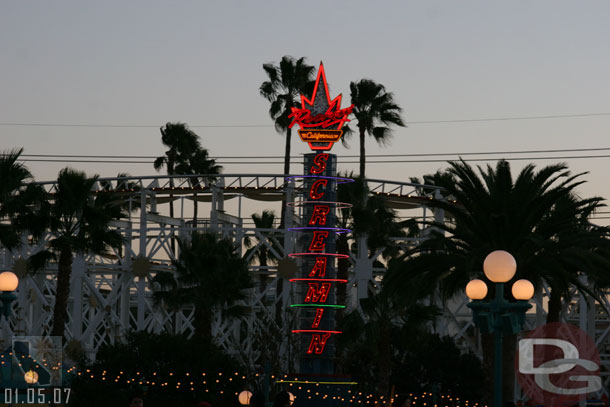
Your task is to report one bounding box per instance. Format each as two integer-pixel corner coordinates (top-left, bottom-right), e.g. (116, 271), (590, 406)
(0, 148), (47, 250)
(347, 80), (405, 179)
(385, 159), (610, 321)
(153, 122), (202, 217)
(174, 148), (222, 224)
(338, 288), (439, 397)
(29, 168), (124, 338)
(153, 232), (252, 340)
(259, 56), (315, 180)
(336, 174), (414, 317)
(154, 122), (204, 254)
(383, 159), (610, 405)
(243, 211), (281, 291)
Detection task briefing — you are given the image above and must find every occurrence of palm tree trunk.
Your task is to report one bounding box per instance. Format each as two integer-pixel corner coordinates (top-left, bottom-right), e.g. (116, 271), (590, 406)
(51, 248), (73, 338)
(335, 234), (350, 374)
(284, 128), (292, 177)
(260, 252), (268, 294)
(377, 323), (392, 397)
(279, 127), (292, 229)
(359, 128), (366, 179)
(336, 235), (349, 324)
(193, 305), (212, 341)
(276, 127), (292, 325)
(168, 165), (176, 256)
(546, 290), (562, 323)
(193, 191), (198, 225)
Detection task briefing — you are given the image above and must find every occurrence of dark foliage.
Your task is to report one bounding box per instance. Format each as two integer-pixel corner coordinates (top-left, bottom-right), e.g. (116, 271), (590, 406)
(69, 332), (245, 407)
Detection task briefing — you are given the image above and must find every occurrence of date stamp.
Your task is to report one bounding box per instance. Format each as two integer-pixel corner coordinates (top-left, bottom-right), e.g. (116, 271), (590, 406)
(1, 387), (71, 406)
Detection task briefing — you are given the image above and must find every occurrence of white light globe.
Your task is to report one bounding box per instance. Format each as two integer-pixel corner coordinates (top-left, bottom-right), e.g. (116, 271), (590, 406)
(0, 271), (19, 291)
(466, 279), (488, 300)
(238, 390), (252, 405)
(483, 250), (517, 283)
(24, 370), (39, 384)
(512, 279), (535, 300)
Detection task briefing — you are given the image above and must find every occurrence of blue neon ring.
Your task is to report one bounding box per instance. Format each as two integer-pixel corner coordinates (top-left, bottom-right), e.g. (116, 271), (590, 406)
(287, 227), (351, 234)
(284, 175), (354, 184)
(287, 201), (353, 209)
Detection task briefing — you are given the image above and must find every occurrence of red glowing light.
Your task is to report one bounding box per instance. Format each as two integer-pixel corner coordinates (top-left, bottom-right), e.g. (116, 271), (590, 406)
(311, 308), (324, 328)
(308, 230), (329, 252)
(307, 332), (332, 354)
(308, 205), (330, 226)
(309, 179), (328, 200)
(308, 257), (327, 278)
(293, 329), (342, 334)
(288, 63), (353, 151)
(289, 278), (347, 283)
(288, 252), (349, 259)
(304, 282), (332, 303)
(309, 153), (329, 174)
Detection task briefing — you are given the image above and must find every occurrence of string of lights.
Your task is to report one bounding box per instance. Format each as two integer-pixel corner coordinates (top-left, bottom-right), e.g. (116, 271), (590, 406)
(70, 368), (486, 407)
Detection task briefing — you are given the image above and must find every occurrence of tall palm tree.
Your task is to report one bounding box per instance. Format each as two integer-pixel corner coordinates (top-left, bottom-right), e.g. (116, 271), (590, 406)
(383, 159), (610, 405)
(260, 58), (315, 327)
(243, 210), (281, 290)
(336, 174), (414, 317)
(154, 122), (203, 254)
(338, 288), (439, 397)
(153, 232), (252, 340)
(347, 80), (405, 178)
(259, 56), (315, 180)
(29, 168), (124, 338)
(174, 147), (222, 224)
(385, 159), (610, 321)
(0, 148), (47, 250)
(153, 122), (202, 217)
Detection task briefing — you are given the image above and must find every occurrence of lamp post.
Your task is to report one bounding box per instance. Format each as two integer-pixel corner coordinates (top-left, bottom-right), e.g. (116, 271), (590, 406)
(0, 271), (19, 319)
(238, 390), (253, 406)
(465, 251), (534, 407)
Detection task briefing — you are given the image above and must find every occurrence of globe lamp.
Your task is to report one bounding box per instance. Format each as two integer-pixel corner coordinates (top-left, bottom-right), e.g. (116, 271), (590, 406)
(0, 271), (18, 292)
(24, 370), (39, 384)
(483, 250), (517, 283)
(466, 279), (488, 300)
(238, 390), (252, 405)
(512, 279), (535, 300)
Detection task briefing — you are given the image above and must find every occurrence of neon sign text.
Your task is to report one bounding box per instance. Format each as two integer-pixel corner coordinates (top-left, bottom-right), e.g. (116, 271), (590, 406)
(307, 332), (332, 355)
(290, 106), (353, 129)
(309, 179), (328, 199)
(312, 308), (324, 329)
(308, 257), (327, 278)
(309, 153), (329, 174)
(309, 205), (330, 226)
(304, 282), (332, 303)
(309, 231), (329, 251)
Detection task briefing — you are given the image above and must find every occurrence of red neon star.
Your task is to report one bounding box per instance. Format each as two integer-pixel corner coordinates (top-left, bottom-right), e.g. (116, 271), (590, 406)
(289, 63), (353, 151)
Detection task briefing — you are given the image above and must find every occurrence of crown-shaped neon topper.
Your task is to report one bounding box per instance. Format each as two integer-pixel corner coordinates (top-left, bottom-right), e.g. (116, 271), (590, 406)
(288, 62), (354, 151)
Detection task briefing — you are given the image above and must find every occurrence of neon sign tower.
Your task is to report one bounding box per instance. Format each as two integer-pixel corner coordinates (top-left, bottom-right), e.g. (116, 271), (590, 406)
(286, 62), (354, 375)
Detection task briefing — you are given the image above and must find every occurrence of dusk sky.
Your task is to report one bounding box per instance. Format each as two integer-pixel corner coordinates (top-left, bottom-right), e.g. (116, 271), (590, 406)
(2, 1), (609, 222)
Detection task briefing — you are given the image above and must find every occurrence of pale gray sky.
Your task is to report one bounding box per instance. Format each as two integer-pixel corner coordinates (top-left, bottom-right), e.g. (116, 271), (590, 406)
(1, 1), (609, 221)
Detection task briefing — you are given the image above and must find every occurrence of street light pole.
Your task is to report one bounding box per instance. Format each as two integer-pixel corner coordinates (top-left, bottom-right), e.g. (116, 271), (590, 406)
(465, 251), (535, 407)
(0, 271), (19, 319)
(493, 282), (504, 407)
